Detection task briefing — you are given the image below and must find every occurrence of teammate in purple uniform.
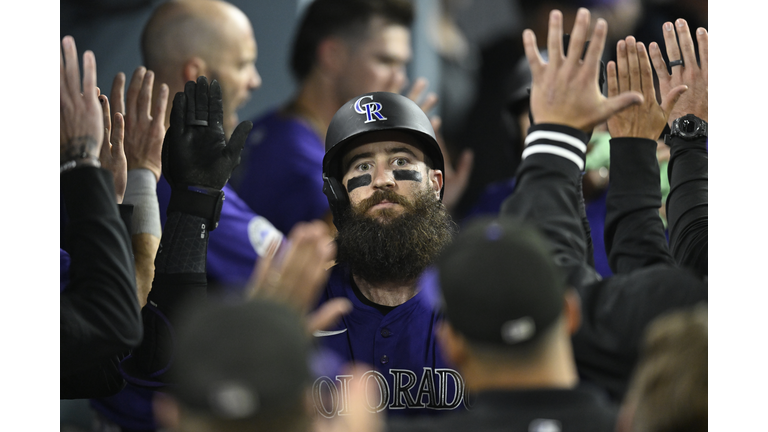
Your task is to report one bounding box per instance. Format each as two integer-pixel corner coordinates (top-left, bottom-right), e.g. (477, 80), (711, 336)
(230, 0), (440, 235)
(309, 91), (463, 417)
(91, 2), (281, 431)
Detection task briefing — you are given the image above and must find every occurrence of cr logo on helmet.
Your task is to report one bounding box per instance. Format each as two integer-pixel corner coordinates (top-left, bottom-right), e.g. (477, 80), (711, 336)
(354, 95), (387, 124)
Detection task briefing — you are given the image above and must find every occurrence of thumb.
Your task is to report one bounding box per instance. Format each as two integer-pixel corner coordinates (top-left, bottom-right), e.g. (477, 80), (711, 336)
(660, 85), (688, 117)
(603, 91), (644, 119)
(225, 120), (252, 161)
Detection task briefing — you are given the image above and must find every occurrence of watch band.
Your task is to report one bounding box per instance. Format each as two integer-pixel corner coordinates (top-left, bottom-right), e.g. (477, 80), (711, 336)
(167, 186), (225, 230)
(665, 114), (707, 145)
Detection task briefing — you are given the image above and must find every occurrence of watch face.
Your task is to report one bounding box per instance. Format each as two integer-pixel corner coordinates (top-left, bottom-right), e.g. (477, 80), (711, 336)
(677, 115), (704, 138)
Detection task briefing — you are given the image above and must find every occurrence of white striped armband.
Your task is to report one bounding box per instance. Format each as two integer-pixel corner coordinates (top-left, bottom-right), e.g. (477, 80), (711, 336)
(522, 126), (588, 171)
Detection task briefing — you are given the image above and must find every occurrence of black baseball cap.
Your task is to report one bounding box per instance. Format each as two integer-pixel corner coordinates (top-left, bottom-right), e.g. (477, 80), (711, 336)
(437, 217), (566, 346)
(168, 299), (311, 420)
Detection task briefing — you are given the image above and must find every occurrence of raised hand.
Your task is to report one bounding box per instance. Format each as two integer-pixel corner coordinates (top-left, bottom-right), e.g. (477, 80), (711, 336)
(606, 36), (688, 140)
(248, 220), (352, 334)
(523, 8), (643, 132)
(405, 78), (474, 212)
(117, 67), (169, 182)
(97, 93), (127, 202)
(162, 76), (252, 190)
(406, 77), (438, 114)
(60, 36), (102, 168)
(649, 19), (707, 125)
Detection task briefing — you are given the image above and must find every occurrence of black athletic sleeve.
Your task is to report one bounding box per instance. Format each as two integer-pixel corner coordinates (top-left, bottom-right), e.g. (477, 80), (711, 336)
(500, 124), (601, 289)
(665, 136), (707, 276)
(604, 138), (674, 274)
(60, 167), (142, 399)
(120, 208), (210, 388)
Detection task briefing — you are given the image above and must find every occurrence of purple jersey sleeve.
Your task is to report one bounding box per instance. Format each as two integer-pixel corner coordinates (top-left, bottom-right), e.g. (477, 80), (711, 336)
(157, 175), (283, 297)
(230, 109), (329, 234)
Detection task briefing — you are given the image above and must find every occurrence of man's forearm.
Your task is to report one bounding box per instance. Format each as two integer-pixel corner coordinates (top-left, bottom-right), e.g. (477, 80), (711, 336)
(666, 136), (707, 276)
(501, 124), (600, 289)
(605, 137), (673, 274)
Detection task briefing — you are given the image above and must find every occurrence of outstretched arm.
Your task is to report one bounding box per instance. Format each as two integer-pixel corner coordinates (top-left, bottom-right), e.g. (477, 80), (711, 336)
(603, 36), (688, 273)
(60, 36), (141, 399)
(651, 20), (708, 276)
(121, 76), (252, 387)
(114, 67), (169, 307)
(501, 8), (642, 288)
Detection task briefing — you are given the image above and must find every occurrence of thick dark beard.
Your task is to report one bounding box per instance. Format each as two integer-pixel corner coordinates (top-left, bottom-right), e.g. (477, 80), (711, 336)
(335, 188), (457, 285)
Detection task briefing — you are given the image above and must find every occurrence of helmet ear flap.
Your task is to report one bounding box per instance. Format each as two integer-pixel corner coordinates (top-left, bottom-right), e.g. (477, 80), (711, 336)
(323, 175), (349, 230)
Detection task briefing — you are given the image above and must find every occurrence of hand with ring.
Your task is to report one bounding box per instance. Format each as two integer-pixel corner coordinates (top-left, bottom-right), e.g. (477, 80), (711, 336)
(649, 19), (708, 127)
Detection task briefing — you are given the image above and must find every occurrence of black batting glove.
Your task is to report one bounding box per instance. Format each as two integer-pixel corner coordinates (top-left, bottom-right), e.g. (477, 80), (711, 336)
(162, 76), (253, 191)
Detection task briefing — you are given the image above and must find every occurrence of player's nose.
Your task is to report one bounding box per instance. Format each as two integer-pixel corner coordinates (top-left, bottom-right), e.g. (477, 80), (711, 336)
(249, 66), (262, 90)
(371, 164), (395, 189)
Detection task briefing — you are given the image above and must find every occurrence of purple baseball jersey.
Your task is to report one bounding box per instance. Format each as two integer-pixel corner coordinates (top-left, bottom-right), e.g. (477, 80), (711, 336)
(230, 108), (329, 235)
(311, 265), (468, 418)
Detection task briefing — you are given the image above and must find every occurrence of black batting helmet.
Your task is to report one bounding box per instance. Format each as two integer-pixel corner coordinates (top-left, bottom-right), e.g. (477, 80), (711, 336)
(322, 92), (444, 229)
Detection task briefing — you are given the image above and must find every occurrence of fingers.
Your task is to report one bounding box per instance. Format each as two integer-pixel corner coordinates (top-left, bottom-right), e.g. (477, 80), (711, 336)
(522, 29), (545, 77)
(649, 42), (669, 84)
(185, 77), (209, 126)
(419, 92), (438, 114)
(546, 10), (564, 65)
(126, 66), (147, 125)
(566, 8), (590, 65)
(227, 121), (253, 161)
(616, 40), (629, 93)
(307, 299), (353, 334)
(169, 91), (186, 131)
(625, 37), (641, 93)
(82, 50), (99, 106)
(661, 21), (682, 68)
(453, 148), (474, 189)
(696, 28), (708, 73)
(62, 36), (81, 99)
(110, 72), (126, 115)
(606, 61), (618, 99)
(406, 77), (427, 103)
(153, 83), (169, 126)
(429, 116), (442, 137)
(99, 94), (112, 139)
(636, 42), (656, 101)
(583, 18), (607, 76)
(60, 40), (67, 101)
(675, 19), (697, 69)
(209, 79), (224, 128)
(407, 77), (439, 114)
(138, 70), (155, 121)
(99, 96), (111, 161)
(246, 243), (276, 299)
(659, 84), (688, 117)
(112, 112), (125, 157)
(195, 76), (209, 124)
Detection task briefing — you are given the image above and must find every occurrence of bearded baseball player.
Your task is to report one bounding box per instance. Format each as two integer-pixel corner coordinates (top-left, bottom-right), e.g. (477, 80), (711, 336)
(310, 91), (462, 418)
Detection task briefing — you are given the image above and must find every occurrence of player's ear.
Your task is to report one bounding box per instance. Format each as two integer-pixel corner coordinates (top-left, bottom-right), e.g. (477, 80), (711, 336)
(317, 37), (348, 77)
(429, 169), (443, 198)
(564, 288), (582, 335)
(436, 321), (468, 366)
(183, 56), (207, 83)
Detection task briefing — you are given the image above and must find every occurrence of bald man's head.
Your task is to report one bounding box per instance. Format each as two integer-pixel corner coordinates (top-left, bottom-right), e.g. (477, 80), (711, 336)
(141, 0), (261, 137)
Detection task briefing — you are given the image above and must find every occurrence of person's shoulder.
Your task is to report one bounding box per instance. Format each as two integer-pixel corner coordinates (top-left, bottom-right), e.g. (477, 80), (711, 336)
(248, 107), (322, 150)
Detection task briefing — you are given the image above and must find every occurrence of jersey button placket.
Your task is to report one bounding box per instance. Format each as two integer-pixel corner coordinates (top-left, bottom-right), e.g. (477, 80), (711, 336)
(380, 354), (389, 364)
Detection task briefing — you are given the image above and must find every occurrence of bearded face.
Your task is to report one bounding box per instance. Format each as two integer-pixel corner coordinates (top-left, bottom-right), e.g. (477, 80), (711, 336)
(335, 187), (456, 285)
